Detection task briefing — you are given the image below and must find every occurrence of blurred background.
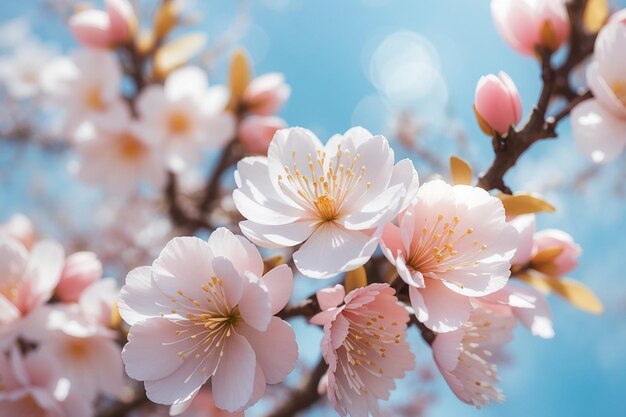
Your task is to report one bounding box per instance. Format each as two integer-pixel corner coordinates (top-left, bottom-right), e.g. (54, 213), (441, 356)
(1, 1), (625, 416)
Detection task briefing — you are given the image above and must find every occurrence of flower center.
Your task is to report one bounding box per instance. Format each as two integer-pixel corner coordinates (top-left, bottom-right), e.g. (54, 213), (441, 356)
(168, 111), (191, 135)
(85, 86), (105, 111)
(118, 132), (147, 160)
(278, 146), (371, 223)
(68, 339), (88, 359)
(406, 214), (486, 278)
(611, 81), (626, 107)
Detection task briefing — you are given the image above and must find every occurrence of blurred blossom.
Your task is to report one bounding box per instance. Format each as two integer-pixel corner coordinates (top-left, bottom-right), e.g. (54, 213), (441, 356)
(238, 115), (287, 155)
(0, 40), (58, 100)
(73, 113), (166, 195)
(491, 0), (570, 56)
(572, 12), (626, 163)
(0, 213), (36, 249)
(41, 49), (127, 137)
(532, 229), (581, 276)
(69, 0), (136, 48)
(56, 251), (103, 303)
(234, 126), (418, 279)
(0, 347), (93, 417)
(171, 390), (244, 417)
(310, 283), (414, 417)
(432, 303), (515, 408)
(0, 18), (30, 48)
(242, 73), (291, 116)
(79, 277), (121, 328)
(0, 236), (64, 349)
(474, 71), (523, 136)
(119, 229), (297, 413)
(136, 66), (235, 172)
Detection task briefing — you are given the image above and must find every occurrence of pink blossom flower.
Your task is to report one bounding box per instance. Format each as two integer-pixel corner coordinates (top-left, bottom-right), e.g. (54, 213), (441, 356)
(0, 40), (57, 99)
(73, 107), (166, 195)
(571, 15), (626, 163)
(0, 213), (36, 250)
(119, 228), (297, 413)
(0, 347), (93, 417)
(136, 66), (235, 172)
(55, 251), (103, 303)
(432, 303), (515, 408)
(381, 180), (518, 332)
(41, 49), (127, 137)
(79, 277), (122, 328)
(242, 73), (291, 116)
(474, 71), (522, 136)
(532, 229), (581, 276)
(234, 127), (419, 278)
(310, 283), (414, 417)
(238, 116), (287, 155)
(491, 0), (570, 56)
(0, 236), (64, 349)
(69, 0), (136, 48)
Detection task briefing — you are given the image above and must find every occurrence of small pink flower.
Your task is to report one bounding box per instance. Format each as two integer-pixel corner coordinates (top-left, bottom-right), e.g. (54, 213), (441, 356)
(532, 229), (581, 276)
(381, 180), (518, 333)
(243, 73), (291, 116)
(238, 116), (287, 155)
(234, 127), (419, 279)
(491, 0), (570, 56)
(56, 251), (103, 303)
(0, 236), (64, 349)
(474, 71), (522, 136)
(0, 347), (93, 417)
(310, 283), (415, 417)
(0, 213), (36, 250)
(69, 0), (136, 48)
(432, 303), (515, 408)
(119, 228), (297, 413)
(571, 15), (626, 163)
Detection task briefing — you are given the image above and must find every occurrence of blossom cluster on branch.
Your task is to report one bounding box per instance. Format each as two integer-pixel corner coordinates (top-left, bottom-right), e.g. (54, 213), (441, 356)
(0, 0), (620, 416)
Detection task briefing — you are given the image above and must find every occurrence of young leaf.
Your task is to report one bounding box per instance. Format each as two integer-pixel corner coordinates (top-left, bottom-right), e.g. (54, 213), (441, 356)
(344, 266), (367, 293)
(227, 49), (251, 112)
(584, 0), (609, 34)
(550, 278), (604, 314)
(153, 33), (206, 80)
(499, 193), (556, 216)
(262, 254), (285, 275)
(449, 155), (473, 185)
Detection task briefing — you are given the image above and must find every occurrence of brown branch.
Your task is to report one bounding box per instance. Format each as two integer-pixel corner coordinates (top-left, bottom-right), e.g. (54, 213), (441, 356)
(477, 0), (596, 193)
(198, 138), (242, 213)
(165, 172), (213, 231)
(265, 359), (328, 417)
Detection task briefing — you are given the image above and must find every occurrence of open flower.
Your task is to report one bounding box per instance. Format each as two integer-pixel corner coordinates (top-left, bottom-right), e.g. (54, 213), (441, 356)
(0, 347), (93, 417)
(234, 126), (419, 278)
(0, 39), (57, 99)
(491, 0), (569, 56)
(136, 66), (235, 172)
(311, 283), (415, 417)
(571, 12), (626, 163)
(119, 228), (297, 413)
(55, 251), (103, 303)
(381, 180), (517, 332)
(0, 236), (64, 348)
(432, 303), (515, 408)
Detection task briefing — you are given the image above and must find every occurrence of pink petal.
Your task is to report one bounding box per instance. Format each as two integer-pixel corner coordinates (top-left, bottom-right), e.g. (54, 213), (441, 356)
(316, 284), (346, 311)
(211, 332), (256, 412)
(261, 264), (293, 315)
(207, 228), (264, 277)
(239, 272), (271, 331)
(211, 257), (244, 309)
(20, 240), (64, 312)
(106, 0), (135, 43)
(415, 279), (472, 333)
(69, 10), (112, 49)
(571, 99), (626, 163)
(432, 329), (464, 372)
(118, 266), (172, 325)
(239, 219), (315, 249)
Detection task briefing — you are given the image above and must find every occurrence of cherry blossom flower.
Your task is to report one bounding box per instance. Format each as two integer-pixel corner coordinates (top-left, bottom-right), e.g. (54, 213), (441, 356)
(0, 213), (36, 250)
(474, 71), (522, 136)
(73, 107), (166, 195)
(310, 283), (415, 417)
(571, 13), (626, 162)
(234, 127), (419, 278)
(136, 66), (235, 172)
(119, 228), (297, 413)
(0, 347), (93, 417)
(55, 251), (103, 303)
(0, 236), (64, 349)
(41, 49), (126, 137)
(242, 73), (291, 116)
(69, 0), (136, 49)
(381, 180), (517, 332)
(432, 303), (515, 408)
(0, 40), (57, 99)
(491, 0), (570, 56)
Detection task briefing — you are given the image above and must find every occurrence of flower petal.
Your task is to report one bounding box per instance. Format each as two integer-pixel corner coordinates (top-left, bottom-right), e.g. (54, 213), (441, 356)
(211, 332), (256, 412)
(261, 264), (293, 315)
(118, 266), (172, 326)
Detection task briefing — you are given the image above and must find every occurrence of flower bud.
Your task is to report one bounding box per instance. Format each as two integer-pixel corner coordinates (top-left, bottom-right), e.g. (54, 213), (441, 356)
(238, 116), (287, 155)
(106, 0), (137, 44)
(69, 10), (112, 49)
(474, 71), (522, 136)
(531, 230), (581, 276)
(491, 0), (570, 56)
(0, 214), (36, 250)
(56, 251), (103, 302)
(242, 73), (291, 116)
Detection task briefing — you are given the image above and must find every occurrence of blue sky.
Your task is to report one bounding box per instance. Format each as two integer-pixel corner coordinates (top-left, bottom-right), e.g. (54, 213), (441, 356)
(1, 1), (626, 416)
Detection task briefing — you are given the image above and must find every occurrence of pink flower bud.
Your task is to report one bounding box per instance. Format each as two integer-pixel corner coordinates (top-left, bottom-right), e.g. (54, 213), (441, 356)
(238, 116), (287, 155)
(474, 71), (523, 136)
(491, 0), (570, 56)
(56, 251), (103, 302)
(69, 10), (112, 49)
(532, 229), (581, 276)
(106, 0), (136, 44)
(242, 73), (291, 116)
(0, 214), (36, 250)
